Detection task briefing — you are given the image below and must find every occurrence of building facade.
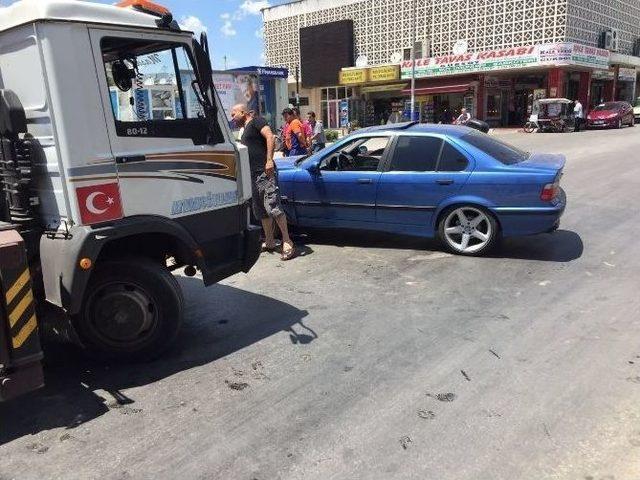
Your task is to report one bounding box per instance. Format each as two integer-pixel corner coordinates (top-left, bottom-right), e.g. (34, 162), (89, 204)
(263, 0), (640, 128)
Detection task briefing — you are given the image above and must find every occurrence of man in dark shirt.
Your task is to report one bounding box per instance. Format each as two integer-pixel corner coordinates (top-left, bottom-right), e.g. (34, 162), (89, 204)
(231, 103), (295, 260)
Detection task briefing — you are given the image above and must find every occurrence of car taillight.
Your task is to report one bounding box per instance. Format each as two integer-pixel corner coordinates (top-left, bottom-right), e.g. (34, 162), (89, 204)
(540, 181), (560, 201)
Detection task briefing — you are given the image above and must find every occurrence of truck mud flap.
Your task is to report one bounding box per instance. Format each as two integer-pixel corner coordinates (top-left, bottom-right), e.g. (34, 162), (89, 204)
(0, 226), (44, 401)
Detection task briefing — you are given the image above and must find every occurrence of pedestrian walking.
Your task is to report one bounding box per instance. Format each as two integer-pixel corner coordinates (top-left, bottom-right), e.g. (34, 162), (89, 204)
(231, 103), (296, 261)
(306, 111), (326, 153)
(283, 107), (308, 156)
(573, 99), (584, 132)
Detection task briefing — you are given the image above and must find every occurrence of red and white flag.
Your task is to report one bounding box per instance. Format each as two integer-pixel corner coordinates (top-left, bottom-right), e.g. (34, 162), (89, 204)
(76, 182), (124, 225)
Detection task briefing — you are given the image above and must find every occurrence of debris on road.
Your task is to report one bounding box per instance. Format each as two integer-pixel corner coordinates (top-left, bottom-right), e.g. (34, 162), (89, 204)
(461, 370), (471, 381)
(427, 392), (457, 402)
(225, 380), (250, 391)
(399, 436), (412, 450)
(417, 410), (436, 420)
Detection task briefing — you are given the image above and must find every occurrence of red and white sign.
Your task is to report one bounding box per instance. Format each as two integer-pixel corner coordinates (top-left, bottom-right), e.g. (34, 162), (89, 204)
(76, 183), (123, 225)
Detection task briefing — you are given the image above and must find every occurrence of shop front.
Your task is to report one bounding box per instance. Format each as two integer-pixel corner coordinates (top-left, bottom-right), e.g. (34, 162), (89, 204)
(338, 65), (409, 127)
(400, 42), (611, 126)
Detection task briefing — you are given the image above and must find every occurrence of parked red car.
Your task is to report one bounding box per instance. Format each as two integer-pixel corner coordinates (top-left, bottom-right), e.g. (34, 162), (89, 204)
(586, 101), (635, 129)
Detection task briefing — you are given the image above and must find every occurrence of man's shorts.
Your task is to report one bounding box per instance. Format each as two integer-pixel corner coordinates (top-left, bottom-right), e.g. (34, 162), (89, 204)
(252, 171), (285, 220)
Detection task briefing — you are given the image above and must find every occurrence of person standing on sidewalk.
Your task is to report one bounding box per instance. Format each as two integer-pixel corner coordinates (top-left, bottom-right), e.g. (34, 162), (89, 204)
(231, 103), (296, 261)
(307, 111), (326, 153)
(283, 108), (308, 156)
(573, 99), (584, 132)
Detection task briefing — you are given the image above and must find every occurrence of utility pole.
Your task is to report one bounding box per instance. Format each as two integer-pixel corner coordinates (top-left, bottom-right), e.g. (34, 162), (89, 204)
(295, 65), (300, 107)
(223, 55), (228, 70)
(410, 0), (417, 122)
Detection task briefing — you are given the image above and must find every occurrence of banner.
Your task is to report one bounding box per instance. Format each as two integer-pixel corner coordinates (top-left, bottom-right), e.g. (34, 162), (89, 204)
(213, 72), (260, 124)
(401, 42), (610, 79)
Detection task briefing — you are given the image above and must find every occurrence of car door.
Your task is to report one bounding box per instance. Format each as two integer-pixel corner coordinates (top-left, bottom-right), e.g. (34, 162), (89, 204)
(293, 135), (391, 226)
(376, 135), (472, 227)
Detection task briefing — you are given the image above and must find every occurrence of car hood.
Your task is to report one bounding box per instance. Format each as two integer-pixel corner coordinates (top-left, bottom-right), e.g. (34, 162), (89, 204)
(588, 110), (618, 119)
(518, 153), (566, 173)
(275, 155), (305, 171)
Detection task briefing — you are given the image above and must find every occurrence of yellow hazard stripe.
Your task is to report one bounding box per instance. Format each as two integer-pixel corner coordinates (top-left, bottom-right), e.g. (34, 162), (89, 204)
(5, 268), (30, 305)
(9, 290), (34, 328)
(12, 313), (37, 349)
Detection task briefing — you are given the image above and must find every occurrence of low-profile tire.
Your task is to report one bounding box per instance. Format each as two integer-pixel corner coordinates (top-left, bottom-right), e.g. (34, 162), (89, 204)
(438, 205), (499, 256)
(74, 258), (184, 362)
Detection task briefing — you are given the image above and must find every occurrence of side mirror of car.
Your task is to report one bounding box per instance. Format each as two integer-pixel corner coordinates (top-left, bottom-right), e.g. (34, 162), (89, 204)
(307, 163), (320, 175)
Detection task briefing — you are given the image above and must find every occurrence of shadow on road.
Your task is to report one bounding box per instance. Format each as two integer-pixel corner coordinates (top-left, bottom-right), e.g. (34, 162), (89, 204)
(491, 229), (583, 262)
(295, 228), (583, 262)
(0, 281), (310, 446)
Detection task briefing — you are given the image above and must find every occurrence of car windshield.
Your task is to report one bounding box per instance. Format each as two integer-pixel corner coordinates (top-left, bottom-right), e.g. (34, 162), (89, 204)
(592, 104), (615, 111)
(635, 98), (640, 108)
(462, 131), (529, 165)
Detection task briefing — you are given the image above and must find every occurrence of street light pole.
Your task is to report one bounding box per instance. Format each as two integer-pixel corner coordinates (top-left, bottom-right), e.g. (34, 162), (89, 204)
(410, 0), (417, 122)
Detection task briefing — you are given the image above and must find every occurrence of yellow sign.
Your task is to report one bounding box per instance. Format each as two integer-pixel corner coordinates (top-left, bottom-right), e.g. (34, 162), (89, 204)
(339, 69), (367, 85)
(369, 65), (400, 82)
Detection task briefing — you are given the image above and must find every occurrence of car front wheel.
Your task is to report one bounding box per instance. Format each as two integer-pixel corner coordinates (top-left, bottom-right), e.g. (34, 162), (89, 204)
(438, 206), (498, 256)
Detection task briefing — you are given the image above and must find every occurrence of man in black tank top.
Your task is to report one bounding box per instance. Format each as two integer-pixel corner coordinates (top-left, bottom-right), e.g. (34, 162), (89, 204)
(230, 103), (296, 260)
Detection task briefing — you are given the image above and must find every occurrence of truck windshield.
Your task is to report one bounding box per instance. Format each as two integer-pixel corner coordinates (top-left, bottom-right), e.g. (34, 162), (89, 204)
(101, 38), (204, 124)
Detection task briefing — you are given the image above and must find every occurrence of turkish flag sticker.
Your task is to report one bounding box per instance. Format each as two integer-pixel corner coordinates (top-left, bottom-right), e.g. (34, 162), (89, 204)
(76, 182), (124, 225)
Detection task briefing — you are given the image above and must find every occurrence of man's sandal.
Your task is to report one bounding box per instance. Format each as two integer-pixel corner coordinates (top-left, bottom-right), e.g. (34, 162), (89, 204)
(281, 243), (296, 261)
(261, 242), (277, 253)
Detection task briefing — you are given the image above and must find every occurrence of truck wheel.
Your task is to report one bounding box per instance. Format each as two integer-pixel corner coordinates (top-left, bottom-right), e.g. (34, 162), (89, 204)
(75, 258), (183, 362)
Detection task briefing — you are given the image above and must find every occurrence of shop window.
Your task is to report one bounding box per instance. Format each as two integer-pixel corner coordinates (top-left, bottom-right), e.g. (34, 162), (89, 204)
(322, 89), (328, 101)
(328, 88), (337, 100)
(389, 136), (442, 172)
(438, 142), (468, 171)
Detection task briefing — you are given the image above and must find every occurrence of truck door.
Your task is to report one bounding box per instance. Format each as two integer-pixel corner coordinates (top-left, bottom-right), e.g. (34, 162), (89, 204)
(87, 29), (243, 231)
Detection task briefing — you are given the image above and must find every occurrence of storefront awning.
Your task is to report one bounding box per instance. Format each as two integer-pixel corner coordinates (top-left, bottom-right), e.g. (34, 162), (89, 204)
(361, 83), (407, 93)
(403, 83), (472, 95)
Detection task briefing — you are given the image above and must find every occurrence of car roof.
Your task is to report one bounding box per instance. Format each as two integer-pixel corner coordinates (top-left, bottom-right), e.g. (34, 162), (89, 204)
(357, 122), (474, 138)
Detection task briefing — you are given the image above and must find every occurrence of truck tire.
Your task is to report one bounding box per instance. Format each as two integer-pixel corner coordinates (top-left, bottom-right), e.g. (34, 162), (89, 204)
(74, 258), (183, 362)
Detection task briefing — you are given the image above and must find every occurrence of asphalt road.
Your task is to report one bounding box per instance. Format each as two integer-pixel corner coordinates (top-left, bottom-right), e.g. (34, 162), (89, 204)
(2, 127), (640, 480)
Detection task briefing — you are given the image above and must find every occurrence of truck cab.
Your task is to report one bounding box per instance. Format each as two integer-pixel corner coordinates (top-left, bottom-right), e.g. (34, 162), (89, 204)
(0, 0), (260, 373)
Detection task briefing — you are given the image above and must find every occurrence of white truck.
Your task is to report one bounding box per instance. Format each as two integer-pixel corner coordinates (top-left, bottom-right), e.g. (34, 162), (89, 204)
(0, 0), (261, 399)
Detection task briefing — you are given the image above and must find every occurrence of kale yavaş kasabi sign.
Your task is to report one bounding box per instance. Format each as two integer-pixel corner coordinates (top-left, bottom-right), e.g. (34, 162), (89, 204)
(401, 42), (610, 78)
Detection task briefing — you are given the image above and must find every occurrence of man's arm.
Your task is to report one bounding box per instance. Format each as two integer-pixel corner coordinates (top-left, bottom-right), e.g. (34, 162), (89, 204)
(260, 125), (276, 176)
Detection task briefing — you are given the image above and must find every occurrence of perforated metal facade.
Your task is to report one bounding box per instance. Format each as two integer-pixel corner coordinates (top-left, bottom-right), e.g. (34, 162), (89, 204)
(263, 0), (640, 76)
(566, 0), (640, 55)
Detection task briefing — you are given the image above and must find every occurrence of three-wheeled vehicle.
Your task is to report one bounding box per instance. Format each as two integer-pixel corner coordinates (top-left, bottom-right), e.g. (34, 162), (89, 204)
(535, 98), (575, 133)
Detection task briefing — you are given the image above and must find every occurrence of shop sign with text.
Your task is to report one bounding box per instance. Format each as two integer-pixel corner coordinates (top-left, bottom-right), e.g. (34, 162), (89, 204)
(369, 65), (400, 82)
(401, 43), (610, 79)
(618, 67), (637, 82)
(339, 68), (367, 85)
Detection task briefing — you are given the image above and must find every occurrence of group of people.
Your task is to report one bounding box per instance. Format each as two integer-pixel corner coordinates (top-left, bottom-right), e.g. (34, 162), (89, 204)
(280, 108), (327, 156)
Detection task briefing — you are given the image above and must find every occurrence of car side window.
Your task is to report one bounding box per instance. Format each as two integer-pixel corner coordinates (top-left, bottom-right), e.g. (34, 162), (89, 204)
(438, 142), (469, 172)
(319, 136), (390, 172)
(388, 136), (442, 172)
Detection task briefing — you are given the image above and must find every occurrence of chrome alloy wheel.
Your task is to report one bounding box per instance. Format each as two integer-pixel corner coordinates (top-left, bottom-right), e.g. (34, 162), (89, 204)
(443, 207), (493, 254)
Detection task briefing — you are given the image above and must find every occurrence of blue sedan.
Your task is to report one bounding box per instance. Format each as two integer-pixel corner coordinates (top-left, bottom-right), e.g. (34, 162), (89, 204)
(275, 122), (566, 256)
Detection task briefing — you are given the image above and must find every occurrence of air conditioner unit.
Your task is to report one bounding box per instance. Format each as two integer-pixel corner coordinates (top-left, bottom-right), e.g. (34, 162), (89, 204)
(600, 28), (619, 52)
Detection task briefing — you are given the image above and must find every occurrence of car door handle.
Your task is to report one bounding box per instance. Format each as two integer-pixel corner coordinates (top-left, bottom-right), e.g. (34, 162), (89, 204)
(436, 179), (454, 185)
(357, 178), (373, 184)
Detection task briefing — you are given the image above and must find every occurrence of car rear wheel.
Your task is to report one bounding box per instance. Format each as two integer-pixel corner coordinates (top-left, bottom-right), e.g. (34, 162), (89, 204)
(438, 206), (498, 256)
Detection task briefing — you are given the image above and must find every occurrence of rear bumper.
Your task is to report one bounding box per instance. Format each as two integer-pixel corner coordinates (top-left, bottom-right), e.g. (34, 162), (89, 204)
(492, 189), (566, 237)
